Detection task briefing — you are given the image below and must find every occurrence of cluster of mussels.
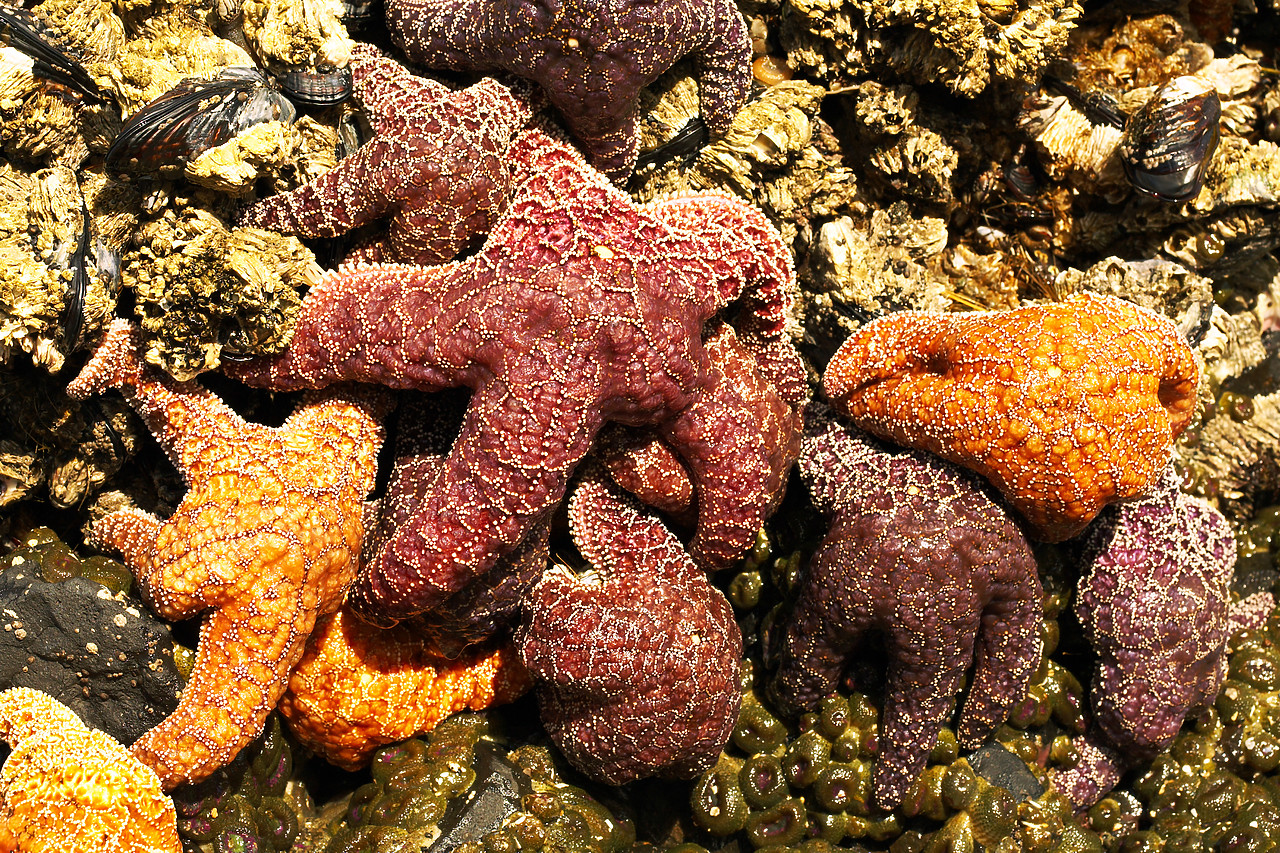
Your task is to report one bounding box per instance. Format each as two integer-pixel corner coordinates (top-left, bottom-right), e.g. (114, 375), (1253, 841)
(1, 0), (1280, 847)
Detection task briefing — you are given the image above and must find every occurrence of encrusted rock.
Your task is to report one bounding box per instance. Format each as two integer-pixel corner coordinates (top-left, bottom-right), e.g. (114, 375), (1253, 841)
(0, 544), (185, 745)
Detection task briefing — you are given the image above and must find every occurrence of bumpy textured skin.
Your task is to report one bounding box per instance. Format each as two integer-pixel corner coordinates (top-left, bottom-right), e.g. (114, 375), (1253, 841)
(383, 0), (751, 180)
(771, 413), (1042, 810)
(239, 52), (532, 265)
(229, 116), (805, 623)
(516, 476), (743, 783)
(598, 320), (802, 529)
(67, 320), (389, 790)
(823, 292), (1199, 542)
(278, 608), (532, 770)
(0, 687), (180, 853)
(1068, 465), (1234, 789)
(364, 392), (553, 655)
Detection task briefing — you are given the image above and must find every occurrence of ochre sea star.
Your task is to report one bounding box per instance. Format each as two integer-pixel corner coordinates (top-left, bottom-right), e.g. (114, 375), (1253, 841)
(769, 411), (1043, 809)
(1053, 463), (1248, 808)
(823, 291), (1199, 541)
(229, 114), (805, 623)
(239, 51), (532, 265)
(0, 687), (179, 853)
(383, 0), (751, 180)
(279, 607), (531, 770)
(68, 319), (389, 789)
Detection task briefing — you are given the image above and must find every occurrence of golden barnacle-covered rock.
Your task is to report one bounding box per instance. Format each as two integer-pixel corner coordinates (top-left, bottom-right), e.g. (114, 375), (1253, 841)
(237, 0), (353, 70)
(781, 0), (1081, 96)
(1053, 255), (1214, 341)
(633, 72), (860, 245)
(801, 204), (950, 353)
(0, 164), (117, 373)
(107, 7), (255, 113)
(121, 208), (315, 380)
(184, 121), (300, 194)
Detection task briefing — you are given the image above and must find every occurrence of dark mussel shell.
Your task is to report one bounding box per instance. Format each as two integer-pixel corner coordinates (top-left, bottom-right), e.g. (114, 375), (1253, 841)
(1120, 75), (1222, 203)
(270, 64), (352, 108)
(104, 66), (297, 179)
(0, 4), (102, 103)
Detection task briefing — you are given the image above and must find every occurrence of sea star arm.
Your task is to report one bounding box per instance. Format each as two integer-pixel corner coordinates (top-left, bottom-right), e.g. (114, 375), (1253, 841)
(91, 508), (221, 621)
(131, 587), (313, 790)
(956, 562), (1043, 746)
(689, 0), (752, 136)
(227, 262), (472, 392)
(67, 320), (260, 484)
(240, 139), (414, 243)
(350, 372), (603, 621)
(663, 323), (799, 569)
(645, 192), (806, 404)
(384, 0), (496, 73)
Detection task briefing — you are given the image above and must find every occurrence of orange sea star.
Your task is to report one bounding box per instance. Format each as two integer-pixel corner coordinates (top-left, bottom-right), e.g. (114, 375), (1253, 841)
(0, 687), (179, 853)
(66, 319), (390, 790)
(822, 291), (1199, 541)
(279, 607), (532, 770)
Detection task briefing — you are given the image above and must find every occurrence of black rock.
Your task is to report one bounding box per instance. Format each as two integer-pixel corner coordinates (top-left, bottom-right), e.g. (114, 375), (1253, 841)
(967, 743), (1045, 803)
(0, 563), (184, 744)
(429, 740), (535, 853)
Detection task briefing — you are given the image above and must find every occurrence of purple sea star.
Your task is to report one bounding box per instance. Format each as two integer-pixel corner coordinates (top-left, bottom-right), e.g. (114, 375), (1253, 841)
(227, 112), (806, 624)
(239, 51), (532, 265)
(1053, 462), (1250, 809)
(769, 410), (1043, 809)
(597, 319), (802, 539)
(383, 0), (751, 180)
(516, 474), (742, 783)
(371, 392), (552, 657)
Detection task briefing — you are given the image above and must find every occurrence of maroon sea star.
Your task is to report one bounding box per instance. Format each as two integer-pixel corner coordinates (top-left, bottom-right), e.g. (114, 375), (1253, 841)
(371, 392), (551, 657)
(516, 474), (742, 783)
(1053, 463), (1246, 808)
(228, 113), (805, 623)
(597, 319), (802, 543)
(769, 410), (1043, 809)
(383, 0), (751, 180)
(239, 51), (532, 265)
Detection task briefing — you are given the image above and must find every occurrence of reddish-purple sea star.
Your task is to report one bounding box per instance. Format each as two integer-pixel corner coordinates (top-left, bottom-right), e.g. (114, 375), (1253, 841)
(769, 410), (1043, 809)
(228, 113), (805, 623)
(597, 320), (802, 549)
(1053, 463), (1252, 809)
(516, 474), (742, 783)
(383, 0), (751, 180)
(239, 51), (532, 265)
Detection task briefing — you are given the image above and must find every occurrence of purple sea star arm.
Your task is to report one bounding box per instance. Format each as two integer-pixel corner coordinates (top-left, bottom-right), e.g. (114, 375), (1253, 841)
(226, 262), (474, 391)
(351, 372), (602, 621)
(517, 475), (742, 783)
(239, 57), (530, 265)
(689, 0), (752, 136)
(383, 0), (750, 181)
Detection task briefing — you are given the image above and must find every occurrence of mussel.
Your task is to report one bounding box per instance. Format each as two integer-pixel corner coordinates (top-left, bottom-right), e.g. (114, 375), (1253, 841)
(0, 4), (102, 104)
(1040, 73), (1222, 204)
(1120, 75), (1221, 204)
(104, 67), (296, 179)
(270, 64), (353, 108)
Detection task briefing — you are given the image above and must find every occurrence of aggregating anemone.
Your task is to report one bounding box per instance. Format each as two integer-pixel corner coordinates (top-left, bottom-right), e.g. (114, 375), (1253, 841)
(3, 0), (1280, 847)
